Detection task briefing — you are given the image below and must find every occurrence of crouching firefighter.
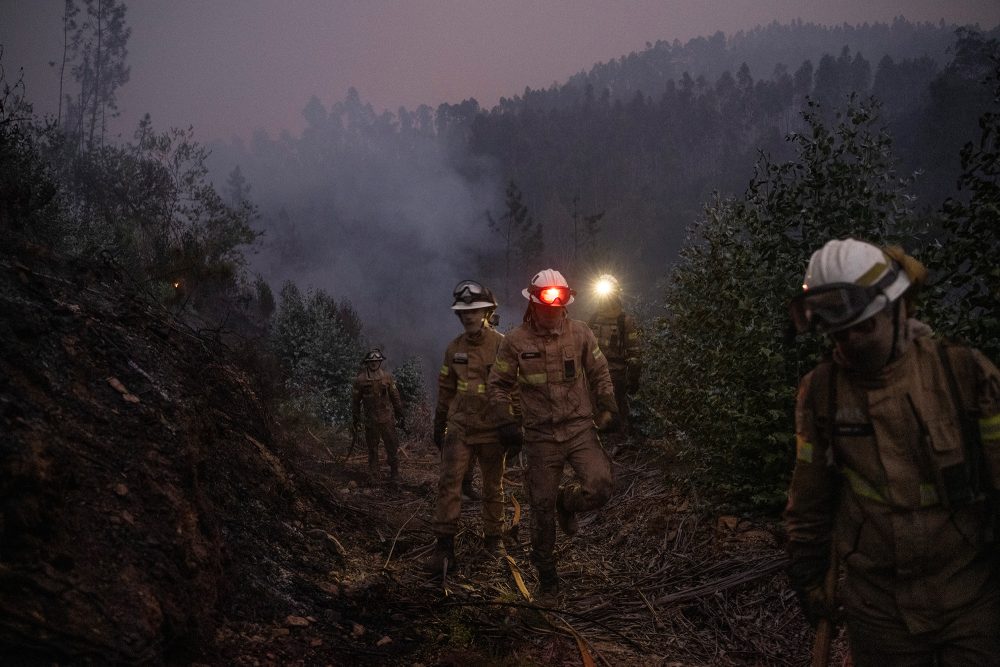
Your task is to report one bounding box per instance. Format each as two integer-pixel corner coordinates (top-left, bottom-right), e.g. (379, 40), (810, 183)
(784, 238), (1000, 666)
(425, 281), (518, 574)
(351, 348), (405, 485)
(488, 268), (618, 599)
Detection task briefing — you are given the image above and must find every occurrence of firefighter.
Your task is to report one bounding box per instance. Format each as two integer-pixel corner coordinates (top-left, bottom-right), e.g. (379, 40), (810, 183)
(351, 348), (405, 484)
(425, 281), (515, 572)
(488, 268), (618, 598)
(588, 274), (642, 434)
(784, 238), (1000, 665)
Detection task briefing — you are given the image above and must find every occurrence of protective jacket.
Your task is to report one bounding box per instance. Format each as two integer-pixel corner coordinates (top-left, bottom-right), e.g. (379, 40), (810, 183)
(351, 367), (403, 426)
(489, 317), (616, 441)
(785, 327), (1000, 634)
(588, 302), (641, 376)
(435, 327), (515, 444)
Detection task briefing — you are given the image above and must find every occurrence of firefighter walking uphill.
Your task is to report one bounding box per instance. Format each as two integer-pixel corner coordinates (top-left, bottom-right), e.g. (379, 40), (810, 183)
(784, 238), (1000, 665)
(351, 348), (405, 485)
(424, 281), (517, 574)
(588, 274), (642, 435)
(488, 268), (618, 599)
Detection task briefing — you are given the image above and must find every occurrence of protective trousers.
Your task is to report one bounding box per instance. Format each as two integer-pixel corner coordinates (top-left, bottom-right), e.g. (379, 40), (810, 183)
(432, 434), (506, 537)
(846, 589), (1000, 666)
(526, 427), (612, 571)
(365, 420), (398, 477)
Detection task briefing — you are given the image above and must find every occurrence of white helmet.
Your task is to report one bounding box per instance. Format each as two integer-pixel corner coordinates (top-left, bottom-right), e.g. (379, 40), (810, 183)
(523, 268), (575, 306)
(790, 238), (910, 333)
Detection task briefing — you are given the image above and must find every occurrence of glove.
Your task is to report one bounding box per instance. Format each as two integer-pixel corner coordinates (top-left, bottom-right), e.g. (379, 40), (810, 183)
(794, 584), (839, 628)
(595, 410), (616, 432)
(498, 423), (523, 457)
(787, 550), (836, 628)
(433, 422), (446, 450)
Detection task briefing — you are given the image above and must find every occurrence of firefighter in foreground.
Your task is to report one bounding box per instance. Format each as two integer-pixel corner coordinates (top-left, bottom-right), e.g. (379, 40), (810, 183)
(784, 238), (1000, 665)
(351, 348), (405, 485)
(425, 281), (516, 572)
(588, 274), (642, 434)
(488, 269), (618, 597)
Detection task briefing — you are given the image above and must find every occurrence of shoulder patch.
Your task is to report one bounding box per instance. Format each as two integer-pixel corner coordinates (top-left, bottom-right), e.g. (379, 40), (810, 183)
(521, 351), (542, 360)
(453, 352), (469, 364)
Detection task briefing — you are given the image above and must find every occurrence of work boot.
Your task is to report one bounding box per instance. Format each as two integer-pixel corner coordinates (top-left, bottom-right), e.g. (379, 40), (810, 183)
(536, 567), (559, 603)
(461, 476), (481, 501)
(556, 490), (578, 536)
(423, 535), (457, 576)
(388, 465), (400, 486)
(484, 535), (507, 558)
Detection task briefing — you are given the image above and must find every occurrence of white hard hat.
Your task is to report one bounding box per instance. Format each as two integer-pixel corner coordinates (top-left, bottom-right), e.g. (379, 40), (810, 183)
(792, 238), (910, 333)
(523, 268), (575, 305)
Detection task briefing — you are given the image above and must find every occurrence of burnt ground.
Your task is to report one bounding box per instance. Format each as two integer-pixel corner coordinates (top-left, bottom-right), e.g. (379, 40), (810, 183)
(0, 243), (849, 666)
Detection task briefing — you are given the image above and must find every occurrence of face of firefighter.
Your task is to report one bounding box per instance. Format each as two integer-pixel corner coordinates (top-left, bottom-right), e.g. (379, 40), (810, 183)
(458, 308), (488, 335)
(365, 359), (382, 372)
(532, 302), (566, 330)
(829, 303), (899, 371)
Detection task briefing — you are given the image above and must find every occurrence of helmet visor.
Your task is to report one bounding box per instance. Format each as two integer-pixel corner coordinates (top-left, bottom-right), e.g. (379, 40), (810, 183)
(532, 285), (574, 306)
(453, 280), (488, 304)
(789, 265), (899, 333)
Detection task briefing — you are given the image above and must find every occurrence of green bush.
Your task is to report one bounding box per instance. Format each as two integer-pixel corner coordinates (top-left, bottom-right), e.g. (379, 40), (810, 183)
(271, 282), (364, 426)
(644, 96), (918, 510)
(924, 33), (1000, 362)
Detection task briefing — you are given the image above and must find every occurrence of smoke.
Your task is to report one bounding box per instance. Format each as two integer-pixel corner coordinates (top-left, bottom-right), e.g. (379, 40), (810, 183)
(208, 91), (503, 390)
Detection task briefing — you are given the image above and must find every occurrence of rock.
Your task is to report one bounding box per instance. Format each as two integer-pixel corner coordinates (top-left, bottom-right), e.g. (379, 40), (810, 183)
(376, 635), (392, 646)
(114, 483), (129, 496)
(351, 622), (365, 637)
(286, 614), (310, 627)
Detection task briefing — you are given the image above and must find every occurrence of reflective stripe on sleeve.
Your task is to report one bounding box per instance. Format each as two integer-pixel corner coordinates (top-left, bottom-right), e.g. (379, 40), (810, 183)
(439, 365), (449, 376)
(795, 435), (814, 463)
(494, 359), (510, 373)
(477, 383), (486, 393)
(592, 347), (603, 359)
(457, 380), (468, 392)
(519, 372), (548, 385)
(627, 332), (639, 340)
(980, 413), (1000, 442)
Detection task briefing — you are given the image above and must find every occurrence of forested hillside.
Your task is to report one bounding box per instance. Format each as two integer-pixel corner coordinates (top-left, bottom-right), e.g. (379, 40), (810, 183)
(3, 7), (1000, 663)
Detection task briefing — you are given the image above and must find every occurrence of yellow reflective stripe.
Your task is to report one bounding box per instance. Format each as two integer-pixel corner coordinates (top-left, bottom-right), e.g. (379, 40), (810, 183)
(477, 383), (486, 394)
(439, 365), (450, 376)
(795, 435), (813, 463)
(627, 332), (639, 340)
(494, 359), (510, 373)
(980, 413), (1000, 442)
(856, 261), (888, 286)
(519, 372), (548, 385)
(919, 483), (940, 507)
(457, 379), (468, 392)
(842, 467), (889, 504)
(592, 347), (603, 359)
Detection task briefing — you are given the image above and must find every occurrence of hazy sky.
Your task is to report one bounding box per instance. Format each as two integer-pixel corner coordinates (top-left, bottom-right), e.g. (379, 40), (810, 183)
(2, 0), (999, 142)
